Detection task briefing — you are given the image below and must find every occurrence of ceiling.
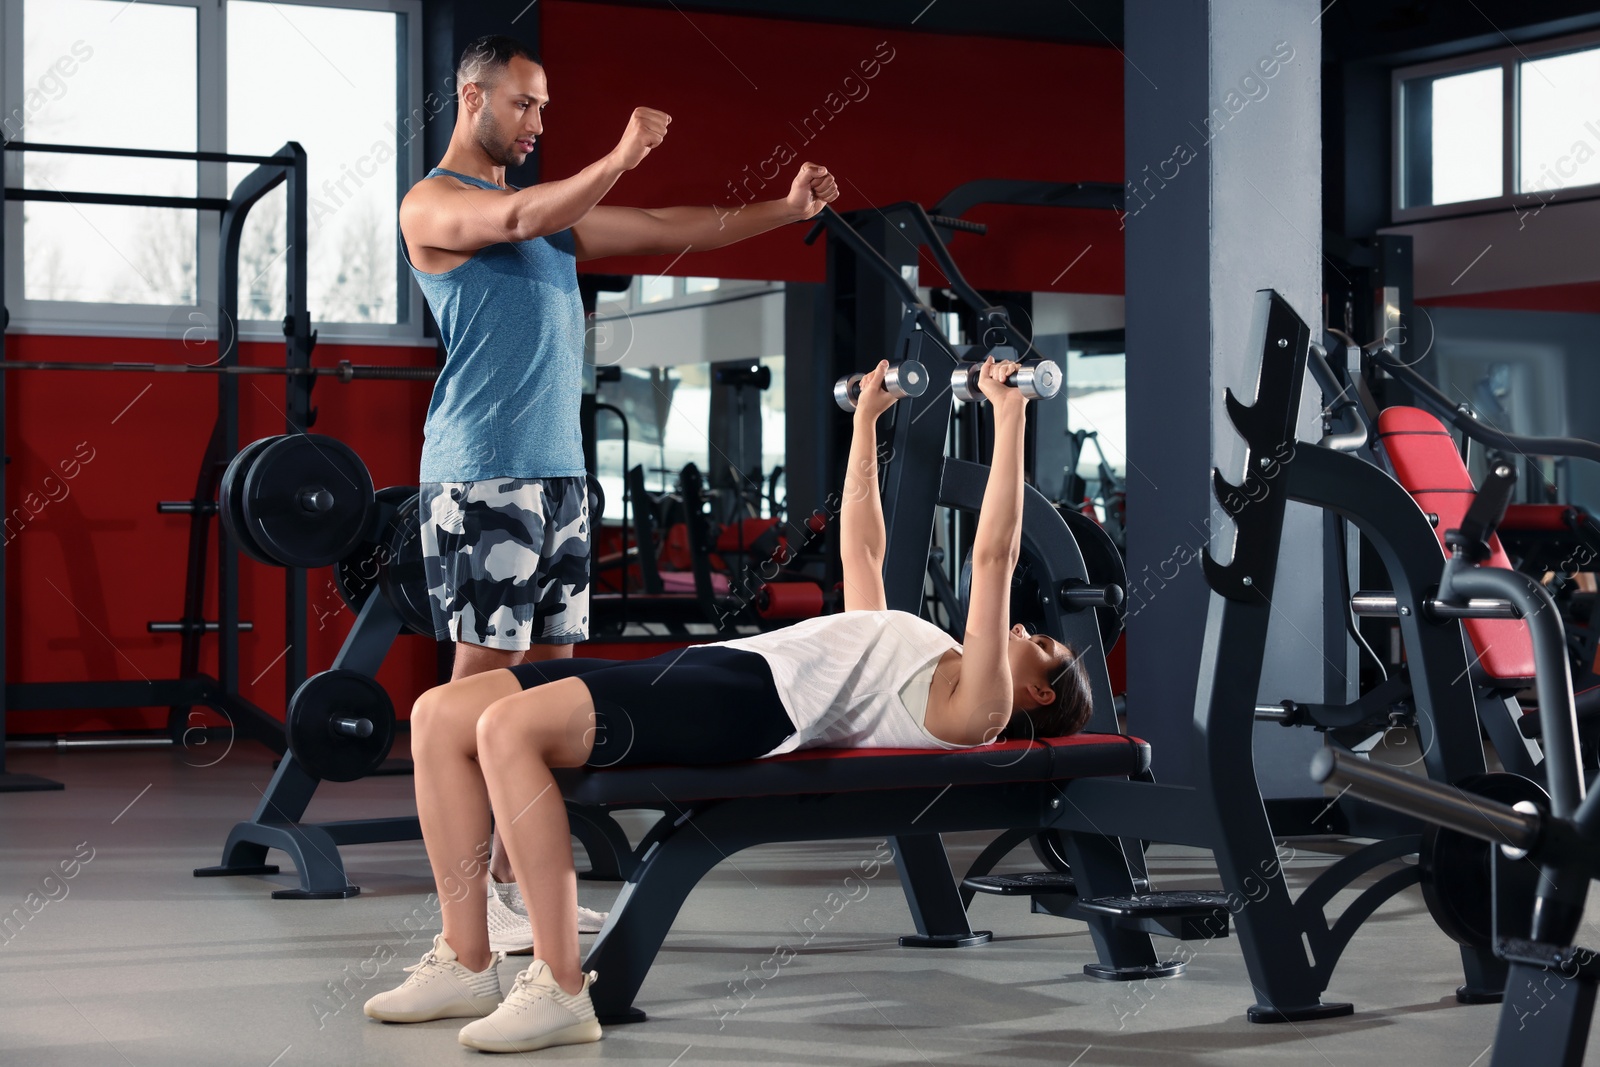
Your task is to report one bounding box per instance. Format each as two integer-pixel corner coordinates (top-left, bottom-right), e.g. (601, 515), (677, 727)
(556, 0), (1600, 65)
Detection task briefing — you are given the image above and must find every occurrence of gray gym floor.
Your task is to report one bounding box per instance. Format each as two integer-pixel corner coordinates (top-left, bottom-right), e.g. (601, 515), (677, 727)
(2, 741), (1595, 1066)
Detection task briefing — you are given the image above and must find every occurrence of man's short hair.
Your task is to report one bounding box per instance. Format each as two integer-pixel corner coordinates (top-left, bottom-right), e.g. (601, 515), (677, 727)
(456, 35), (541, 93)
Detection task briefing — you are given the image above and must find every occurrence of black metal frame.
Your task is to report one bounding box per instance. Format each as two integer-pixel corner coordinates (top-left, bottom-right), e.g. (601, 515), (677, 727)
(0, 141), (312, 791)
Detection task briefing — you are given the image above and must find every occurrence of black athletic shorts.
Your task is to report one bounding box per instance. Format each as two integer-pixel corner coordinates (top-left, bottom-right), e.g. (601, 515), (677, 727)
(507, 646), (796, 768)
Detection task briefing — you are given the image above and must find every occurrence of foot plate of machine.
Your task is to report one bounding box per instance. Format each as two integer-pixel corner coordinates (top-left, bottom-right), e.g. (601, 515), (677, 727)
(898, 931), (992, 948)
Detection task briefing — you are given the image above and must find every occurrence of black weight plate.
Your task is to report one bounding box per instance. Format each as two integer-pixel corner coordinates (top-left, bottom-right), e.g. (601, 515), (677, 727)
(219, 436), (280, 566)
(379, 492), (436, 637)
(287, 669), (395, 783)
(242, 434), (375, 568)
(1057, 507), (1128, 653)
(957, 511), (1126, 656)
(1419, 772), (1548, 949)
(586, 472), (605, 524)
(334, 486), (417, 613)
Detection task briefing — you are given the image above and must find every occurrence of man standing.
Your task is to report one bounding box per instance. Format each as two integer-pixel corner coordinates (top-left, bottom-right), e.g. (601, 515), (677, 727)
(398, 34), (839, 948)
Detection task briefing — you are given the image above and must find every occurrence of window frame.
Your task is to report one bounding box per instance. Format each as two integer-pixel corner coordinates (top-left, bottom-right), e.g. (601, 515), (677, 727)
(1391, 28), (1600, 224)
(1, 0), (427, 345)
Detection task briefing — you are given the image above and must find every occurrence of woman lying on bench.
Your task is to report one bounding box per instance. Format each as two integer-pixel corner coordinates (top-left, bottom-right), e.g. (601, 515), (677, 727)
(363, 356), (1094, 1052)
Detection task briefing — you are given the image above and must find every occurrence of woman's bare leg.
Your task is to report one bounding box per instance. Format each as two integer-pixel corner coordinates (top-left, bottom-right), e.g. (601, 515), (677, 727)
(410, 667), (524, 973)
(476, 677), (597, 994)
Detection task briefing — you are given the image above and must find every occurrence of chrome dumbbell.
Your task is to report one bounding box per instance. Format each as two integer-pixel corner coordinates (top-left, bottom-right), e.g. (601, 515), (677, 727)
(834, 359), (930, 412)
(950, 358), (1062, 403)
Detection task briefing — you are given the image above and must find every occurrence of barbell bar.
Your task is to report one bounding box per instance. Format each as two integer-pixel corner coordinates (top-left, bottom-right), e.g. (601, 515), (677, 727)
(1349, 591), (1522, 620)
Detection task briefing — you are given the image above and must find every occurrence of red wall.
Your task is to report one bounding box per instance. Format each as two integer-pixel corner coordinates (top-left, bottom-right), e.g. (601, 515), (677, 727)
(5, 335), (440, 734)
(541, 0), (1125, 294)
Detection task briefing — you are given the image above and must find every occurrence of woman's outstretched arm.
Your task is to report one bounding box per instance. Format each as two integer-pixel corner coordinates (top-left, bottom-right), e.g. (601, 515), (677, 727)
(942, 357), (1030, 743)
(839, 359), (899, 612)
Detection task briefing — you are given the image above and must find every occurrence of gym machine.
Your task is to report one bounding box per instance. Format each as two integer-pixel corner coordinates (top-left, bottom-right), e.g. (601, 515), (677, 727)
(1314, 463), (1600, 1065)
(949, 290), (1527, 1017)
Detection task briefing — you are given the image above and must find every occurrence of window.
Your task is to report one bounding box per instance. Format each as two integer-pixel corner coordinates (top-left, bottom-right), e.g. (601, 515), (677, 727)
(685, 276), (719, 294)
(1519, 47), (1600, 195)
(3, 0), (423, 340)
(1394, 33), (1600, 221)
(228, 1), (409, 326)
(15, 0), (198, 304)
(1399, 67), (1502, 209)
(640, 275), (675, 304)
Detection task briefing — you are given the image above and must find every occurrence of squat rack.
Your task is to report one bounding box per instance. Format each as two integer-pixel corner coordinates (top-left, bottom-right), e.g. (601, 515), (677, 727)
(0, 140), (424, 790)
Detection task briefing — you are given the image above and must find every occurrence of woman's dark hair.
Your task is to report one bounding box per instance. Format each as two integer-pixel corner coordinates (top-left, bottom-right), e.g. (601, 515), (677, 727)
(1000, 642), (1095, 741)
(457, 35), (542, 91)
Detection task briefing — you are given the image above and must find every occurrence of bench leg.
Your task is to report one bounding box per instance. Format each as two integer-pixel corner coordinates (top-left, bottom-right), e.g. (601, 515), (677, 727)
(566, 805), (642, 882)
(1060, 829), (1171, 979)
(892, 834), (992, 948)
(582, 823), (727, 1024)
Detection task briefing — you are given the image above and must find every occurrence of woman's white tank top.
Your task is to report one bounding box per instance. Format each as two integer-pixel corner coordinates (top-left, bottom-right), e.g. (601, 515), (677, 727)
(708, 609), (979, 756)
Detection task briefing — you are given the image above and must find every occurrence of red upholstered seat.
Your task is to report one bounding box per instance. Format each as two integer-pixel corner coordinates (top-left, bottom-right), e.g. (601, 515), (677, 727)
(556, 732), (1150, 807)
(1376, 406), (1535, 683)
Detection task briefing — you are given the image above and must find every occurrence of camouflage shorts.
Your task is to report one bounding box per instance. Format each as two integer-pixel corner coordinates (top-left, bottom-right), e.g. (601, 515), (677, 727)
(418, 476), (590, 650)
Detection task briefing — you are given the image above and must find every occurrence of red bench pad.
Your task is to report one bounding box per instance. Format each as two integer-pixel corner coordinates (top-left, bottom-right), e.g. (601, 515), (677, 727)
(1503, 504), (1580, 534)
(557, 732), (1150, 807)
(1376, 406), (1535, 683)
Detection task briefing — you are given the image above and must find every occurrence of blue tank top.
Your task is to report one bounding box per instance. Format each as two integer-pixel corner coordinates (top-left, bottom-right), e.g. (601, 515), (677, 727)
(402, 167), (586, 481)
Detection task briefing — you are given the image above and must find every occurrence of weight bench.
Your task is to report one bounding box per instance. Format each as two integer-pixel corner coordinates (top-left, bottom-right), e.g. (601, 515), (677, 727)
(554, 731), (1154, 1022)
(1374, 406), (1547, 776)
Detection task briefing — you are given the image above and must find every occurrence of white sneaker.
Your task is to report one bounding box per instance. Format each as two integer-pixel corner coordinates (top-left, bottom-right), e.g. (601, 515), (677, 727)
(457, 959), (602, 1053)
(362, 933), (503, 1023)
(487, 880), (609, 953)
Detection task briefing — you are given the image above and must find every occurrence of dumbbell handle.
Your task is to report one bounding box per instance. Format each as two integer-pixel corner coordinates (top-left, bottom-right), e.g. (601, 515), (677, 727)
(951, 359), (1061, 403)
(834, 359), (930, 412)
(330, 716), (374, 739)
(299, 487), (334, 513)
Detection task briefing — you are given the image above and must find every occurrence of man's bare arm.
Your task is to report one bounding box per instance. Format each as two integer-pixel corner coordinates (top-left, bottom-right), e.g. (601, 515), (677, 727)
(572, 162), (838, 262)
(402, 107), (670, 256)
(573, 200), (794, 261)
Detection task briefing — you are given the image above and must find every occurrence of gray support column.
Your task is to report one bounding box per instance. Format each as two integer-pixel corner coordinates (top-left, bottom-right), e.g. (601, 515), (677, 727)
(1123, 0), (1326, 788)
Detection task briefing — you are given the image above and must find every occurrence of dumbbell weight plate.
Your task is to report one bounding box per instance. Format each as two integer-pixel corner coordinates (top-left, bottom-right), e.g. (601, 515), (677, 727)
(833, 373), (864, 412)
(286, 669), (395, 783)
(219, 436), (282, 566)
(886, 359), (929, 399)
(1419, 772), (1548, 950)
(379, 492), (437, 638)
(1016, 360), (1062, 400)
(334, 486), (418, 613)
(1056, 507), (1128, 653)
(242, 434), (375, 568)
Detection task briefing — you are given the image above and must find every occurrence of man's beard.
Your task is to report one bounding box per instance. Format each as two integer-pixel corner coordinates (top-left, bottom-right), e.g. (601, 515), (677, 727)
(475, 106), (519, 168)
